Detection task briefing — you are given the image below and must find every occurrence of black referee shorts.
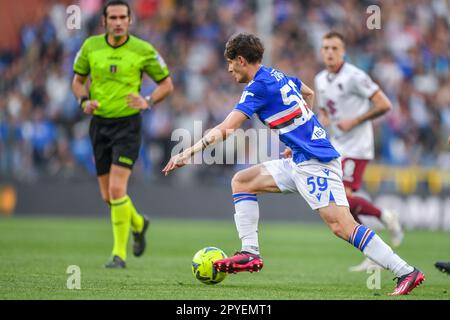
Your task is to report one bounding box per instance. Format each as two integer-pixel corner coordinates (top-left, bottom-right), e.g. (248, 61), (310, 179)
(89, 113), (142, 176)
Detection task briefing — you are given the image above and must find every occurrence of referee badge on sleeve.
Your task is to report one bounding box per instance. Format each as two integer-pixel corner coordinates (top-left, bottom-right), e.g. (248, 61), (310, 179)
(110, 65), (117, 73)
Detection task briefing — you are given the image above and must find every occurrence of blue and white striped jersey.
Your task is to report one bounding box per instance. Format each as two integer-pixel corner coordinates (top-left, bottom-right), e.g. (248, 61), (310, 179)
(234, 66), (340, 164)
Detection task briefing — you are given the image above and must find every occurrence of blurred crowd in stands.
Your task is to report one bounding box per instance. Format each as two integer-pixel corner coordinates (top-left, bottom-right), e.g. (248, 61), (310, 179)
(0, 0), (449, 183)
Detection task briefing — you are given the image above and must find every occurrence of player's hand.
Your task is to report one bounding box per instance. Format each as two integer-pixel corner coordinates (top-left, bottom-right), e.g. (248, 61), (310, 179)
(280, 147), (292, 158)
(83, 100), (100, 114)
(337, 118), (359, 132)
(162, 153), (190, 176)
(127, 93), (149, 110)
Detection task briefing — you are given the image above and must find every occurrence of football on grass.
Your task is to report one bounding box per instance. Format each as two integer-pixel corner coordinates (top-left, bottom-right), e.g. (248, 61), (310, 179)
(191, 247), (227, 285)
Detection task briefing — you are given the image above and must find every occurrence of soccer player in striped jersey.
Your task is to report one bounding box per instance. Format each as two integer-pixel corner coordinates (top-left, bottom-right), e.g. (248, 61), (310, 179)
(314, 31), (404, 272)
(163, 33), (424, 295)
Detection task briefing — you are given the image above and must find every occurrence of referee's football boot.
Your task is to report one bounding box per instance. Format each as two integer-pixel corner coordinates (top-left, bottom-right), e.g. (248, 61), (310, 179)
(389, 267), (425, 296)
(104, 255), (126, 269)
(213, 251), (263, 274)
(435, 261), (450, 275)
(132, 216), (150, 257)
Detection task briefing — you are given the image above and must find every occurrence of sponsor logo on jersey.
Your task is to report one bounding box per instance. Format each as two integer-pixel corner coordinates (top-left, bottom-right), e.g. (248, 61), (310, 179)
(312, 126), (326, 140)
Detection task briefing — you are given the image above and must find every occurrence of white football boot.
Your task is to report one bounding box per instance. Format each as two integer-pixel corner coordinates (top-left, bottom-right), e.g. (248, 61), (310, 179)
(380, 209), (404, 248)
(349, 257), (383, 272)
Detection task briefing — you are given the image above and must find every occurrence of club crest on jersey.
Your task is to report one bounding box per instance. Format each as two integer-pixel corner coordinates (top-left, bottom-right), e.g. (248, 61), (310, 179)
(311, 126), (326, 140)
(110, 65), (117, 73)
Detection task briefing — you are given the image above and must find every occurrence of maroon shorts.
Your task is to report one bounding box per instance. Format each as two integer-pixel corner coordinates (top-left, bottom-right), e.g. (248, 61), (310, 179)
(341, 158), (369, 191)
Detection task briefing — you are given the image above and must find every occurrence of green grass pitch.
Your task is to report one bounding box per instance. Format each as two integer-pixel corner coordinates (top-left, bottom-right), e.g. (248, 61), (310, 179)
(0, 216), (449, 300)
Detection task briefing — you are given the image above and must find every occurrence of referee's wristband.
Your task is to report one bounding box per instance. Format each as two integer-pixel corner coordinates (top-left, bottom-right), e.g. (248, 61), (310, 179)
(78, 96), (89, 109)
(144, 96), (155, 110)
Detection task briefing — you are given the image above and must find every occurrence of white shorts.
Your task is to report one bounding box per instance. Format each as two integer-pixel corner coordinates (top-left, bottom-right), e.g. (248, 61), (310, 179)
(263, 157), (349, 210)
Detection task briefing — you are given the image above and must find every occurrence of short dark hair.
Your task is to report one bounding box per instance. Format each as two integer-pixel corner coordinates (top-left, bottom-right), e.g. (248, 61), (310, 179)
(224, 33), (264, 64)
(323, 31), (345, 46)
(103, 0), (131, 18)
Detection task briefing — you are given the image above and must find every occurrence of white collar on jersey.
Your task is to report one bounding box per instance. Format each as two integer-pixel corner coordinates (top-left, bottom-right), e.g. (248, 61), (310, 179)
(326, 62), (345, 82)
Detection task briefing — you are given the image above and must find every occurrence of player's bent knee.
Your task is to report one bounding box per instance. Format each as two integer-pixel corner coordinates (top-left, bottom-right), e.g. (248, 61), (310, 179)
(231, 171), (250, 193)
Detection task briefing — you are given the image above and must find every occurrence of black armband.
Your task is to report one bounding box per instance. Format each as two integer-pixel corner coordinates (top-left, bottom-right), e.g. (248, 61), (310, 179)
(78, 96), (89, 109)
(201, 137), (209, 150)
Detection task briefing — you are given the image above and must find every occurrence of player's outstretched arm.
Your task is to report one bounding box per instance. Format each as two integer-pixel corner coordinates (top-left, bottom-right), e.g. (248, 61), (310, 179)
(162, 111), (248, 176)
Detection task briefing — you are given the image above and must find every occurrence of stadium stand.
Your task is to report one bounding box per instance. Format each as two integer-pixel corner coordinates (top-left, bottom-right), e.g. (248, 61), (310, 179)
(0, 0), (449, 192)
